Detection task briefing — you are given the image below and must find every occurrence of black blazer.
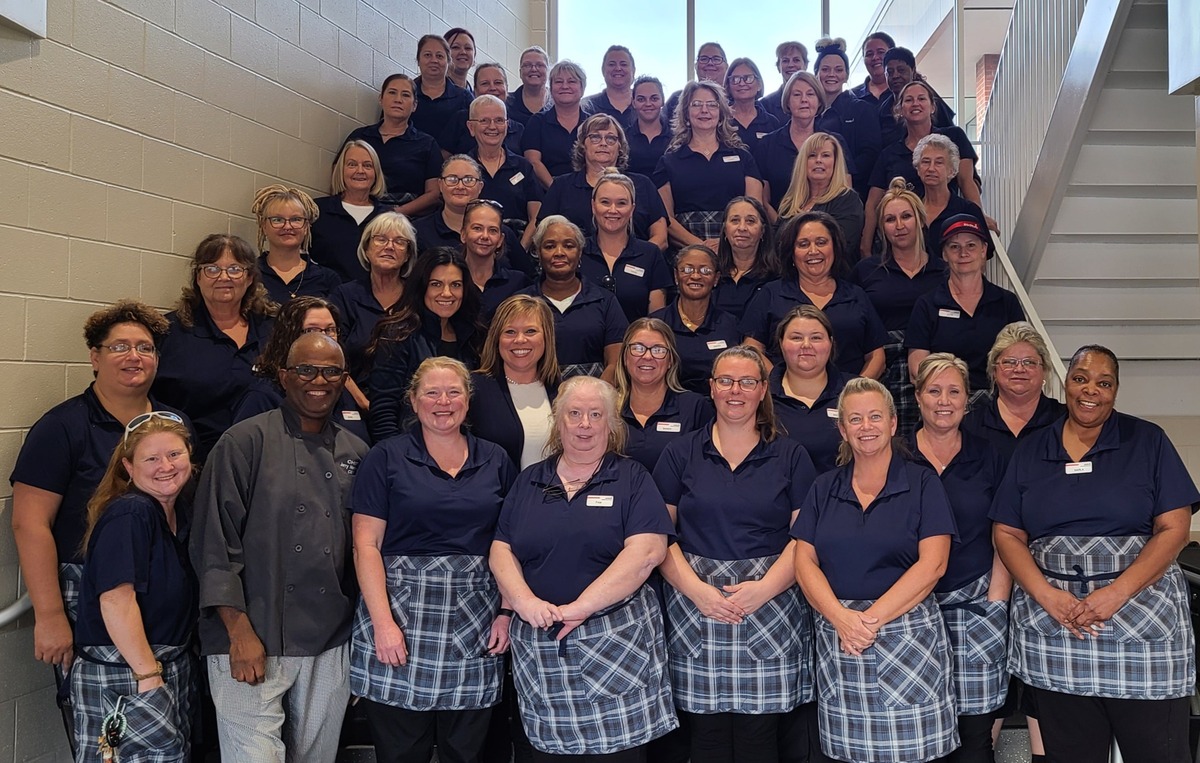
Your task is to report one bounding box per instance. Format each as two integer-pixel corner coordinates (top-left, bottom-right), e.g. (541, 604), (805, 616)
(468, 370), (560, 467)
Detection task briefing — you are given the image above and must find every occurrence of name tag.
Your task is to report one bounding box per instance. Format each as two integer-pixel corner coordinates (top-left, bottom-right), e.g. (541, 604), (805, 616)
(1065, 461), (1093, 475)
(826, 408), (839, 418)
(755, 131), (768, 139)
(706, 339), (727, 350)
(586, 494), (615, 507)
(656, 421), (682, 433)
(623, 263), (645, 277)
(341, 410), (362, 421)
(938, 308), (961, 319)
(509, 172), (525, 185)
(722, 154), (741, 163)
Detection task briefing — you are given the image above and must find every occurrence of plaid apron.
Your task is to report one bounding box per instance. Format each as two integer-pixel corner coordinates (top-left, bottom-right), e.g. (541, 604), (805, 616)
(1009, 534), (1195, 700)
(665, 553), (813, 713)
(509, 584), (678, 755)
(883, 330), (918, 439)
(61, 562), (83, 622)
(560, 361), (605, 380)
(936, 573), (1009, 715)
(71, 644), (193, 762)
(676, 210), (724, 242)
(378, 191), (417, 207)
(814, 596), (959, 763)
(350, 554), (503, 711)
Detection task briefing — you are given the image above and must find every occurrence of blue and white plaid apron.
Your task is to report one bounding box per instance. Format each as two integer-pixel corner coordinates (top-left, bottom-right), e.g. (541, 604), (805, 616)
(665, 553), (813, 713)
(350, 554), (503, 711)
(676, 210), (724, 242)
(883, 330), (918, 438)
(1009, 534), (1195, 700)
(509, 584), (678, 755)
(71, 644), (193, 762)
(560, 361), (605, 380)
(814, 595), (959, 763)
(60, 562), (83, 622)
(936, 572), (1009, 715)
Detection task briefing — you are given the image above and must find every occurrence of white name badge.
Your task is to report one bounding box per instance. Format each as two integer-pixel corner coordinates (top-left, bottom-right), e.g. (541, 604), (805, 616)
(1065, 461), (1093, 475)
(756, 131), (768, 139)
(938, 308), (961, 319)
(509, 172), (525, 185)
(722, 154), (741, 163)
(623, 264), (645, 278)
(706, 339), (728, 350)
(586, 495), (615, 507)
(656, 421), (682, 433)
(826, 408), (839, 418)
(341, 411), (362, 421)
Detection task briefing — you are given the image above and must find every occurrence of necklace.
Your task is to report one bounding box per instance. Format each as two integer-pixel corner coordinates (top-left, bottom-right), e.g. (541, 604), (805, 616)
(505, 376), (538, 386)
(678, 302), (706, 331)
(287, 264), (306, 299)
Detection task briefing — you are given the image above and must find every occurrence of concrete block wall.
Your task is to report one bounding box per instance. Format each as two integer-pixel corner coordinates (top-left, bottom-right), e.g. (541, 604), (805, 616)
(0, 0), (539, 758)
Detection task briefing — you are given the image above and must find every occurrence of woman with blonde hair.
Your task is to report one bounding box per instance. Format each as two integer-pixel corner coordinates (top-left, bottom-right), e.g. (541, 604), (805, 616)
(310, 139), (391, 282)
(251, 184), (339, 303)
(777, 132), (865, 248)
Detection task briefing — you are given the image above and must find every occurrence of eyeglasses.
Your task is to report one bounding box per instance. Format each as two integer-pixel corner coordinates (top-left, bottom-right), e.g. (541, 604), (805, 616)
(302, 326), (338, 337)
(124, 411), (185, 444)
(199, 264), (247, 279)
(712, 376), (762, 391)
(690, 100), (720, 111)
(729, 74), (758, 85)
(286, 364), (347, 382)
(466, 198), (503, 212)
(471, 117), (507, 126)
(677, 264), (715, 276)
(520, 62), (547, 70)
(628, 343), (669, 359)
(697, 55), (725, 65)
(98, 341), (157, 357)
(370, 235), (409, 249)
(586, 134), (619, 146)
(441, 175), (481, 187)
(998, 358), (1042, 370)
(266, 216), (309, 228)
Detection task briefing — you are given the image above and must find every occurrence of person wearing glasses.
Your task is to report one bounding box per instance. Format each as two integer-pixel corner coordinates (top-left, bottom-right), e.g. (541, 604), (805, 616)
(522, 60), (591, 188)
(10, 301), (191, 751)
(461, 198), (532, 317)
(582, 45), (637, 126)
(650, 245), (741, 395)
(413, 155), (523, 258)
(232, 296), (370, 443)
(711, 196), (777, 322)
(192, 332), (369, 762)
(628, 75), (670, 178)
(466, 91), (542, 253)
(70, 411), (197, 761)
(653, 345), (818, 762)
(792, 377), (959, 763)
(154, 234), (276, 461)
(656, 81), (764, 251)
(438, 65), (526, 159)
(350, 357), (517, 763)
(310, 140), (392, 284)
(490, 375), (678, 760)
(614, 318), (713, 472)
(411, 34), (472, 141)
(664, 42), (730, 125)
(726, 58), (780, 154)
(252, 184), (339, 304)
(343, 73), (441, 215)
(508, 46), (551, 127)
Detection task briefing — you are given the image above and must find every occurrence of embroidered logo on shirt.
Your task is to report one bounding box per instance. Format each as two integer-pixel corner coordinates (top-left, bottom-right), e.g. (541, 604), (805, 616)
(340, 458), (360, 475)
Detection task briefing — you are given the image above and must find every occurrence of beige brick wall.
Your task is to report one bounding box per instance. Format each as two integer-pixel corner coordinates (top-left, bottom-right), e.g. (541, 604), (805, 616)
(0, 1), (540, 758)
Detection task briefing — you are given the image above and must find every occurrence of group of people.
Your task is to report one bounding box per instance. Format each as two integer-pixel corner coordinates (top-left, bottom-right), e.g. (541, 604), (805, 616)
(9, 22), (1198, 763)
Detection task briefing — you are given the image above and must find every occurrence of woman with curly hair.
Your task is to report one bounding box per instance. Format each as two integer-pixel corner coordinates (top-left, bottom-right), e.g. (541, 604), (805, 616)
(251, 184), (340, 303)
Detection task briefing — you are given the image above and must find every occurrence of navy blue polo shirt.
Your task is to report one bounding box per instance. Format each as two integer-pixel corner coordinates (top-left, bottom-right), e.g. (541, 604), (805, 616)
(759, 86), (787, 124)
(732, 104), (781, 154)
(495, 453), (674, 605)
(989, 413), (1200, 540)
(850, 79), (882, 107)
(411, 76), (473, 140)
(754, 126), (854, 210)
(438, 109), (525, 156)
(792, 454), (958, 600)
(712, 272), (774, 322)
(579, 237), (672, 321)
(816, 91), (882, 195)
(9, 386), (191, 564)
(908, 431), (1006, 592)
(770, 365), (850, 475)
(650, 301), (742, 394)
(506, 86), (550, 127)
(411, 208), (523, 259)
(352, 430), (515, 557)
(627, 117), (671, 177)
(655, 426), (816, 560)
(257, 253), (340, 304)
(479, 267), (531, 318)
(852, 255), (947, 331)
(521, 107), (589, 177)
(520, 278), (628, 369)
(328, 277), (391, 384)
(653, 144), (762, 213)
(538, 171), (667, 244)
(153, 307), (273, 461)
(233, 382), (369, 444)
(75, 491), (197, 647)
(961, 394), (1065, 467)
(342, 123), (442, 202)
(739, 277), (887, 373)
(473, 148), (543, 224)
(869, 126), (976, 195)
(310, 195), (389, 283)
(905, 280), (1025, 391)
(621, 390), (713, 472)
(581, 90), (635, 126)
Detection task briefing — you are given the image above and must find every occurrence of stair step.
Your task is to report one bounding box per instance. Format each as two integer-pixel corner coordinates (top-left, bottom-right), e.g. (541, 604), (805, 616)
(1086, 359), (1200, 417)
(1110, 27), (1168, 72)
(1071, 143), (1198, 186)
(1051, 196), (1198, 236)
(1039, 323), (1200, 358)
(1029, 283), (1200, 321)
(1091, 88), (1197, 131)
(1037, 241), (1200, 280)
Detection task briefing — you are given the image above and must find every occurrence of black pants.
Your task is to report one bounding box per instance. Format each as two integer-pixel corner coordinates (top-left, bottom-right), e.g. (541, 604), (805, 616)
(482, 663), (534, 763)
(530, 744), (646, 761)
(363, 699), (492, 763)
(932, 712), (995, 763)
(1033, 687), (1191, 763)
(646, 711), (690, 763)
(687, 710), (781, 763)
(777, 702), (823, 763)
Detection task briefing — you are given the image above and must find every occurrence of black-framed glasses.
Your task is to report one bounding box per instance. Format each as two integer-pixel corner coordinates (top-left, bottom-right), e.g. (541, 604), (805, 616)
(729, 74), (758, 85)
(998, 358), (1042, 370)
(302, 326), (338, 338)
(286, 364), (346, 382)
(199, 264), (247, 280)
(677, 264), (715, 276)
(124, 411), (185, 444)
(441, 175), (480, 187)
(98, 341), (157, 357)
(628, 343), (669, 359)
(697, 55), (725, 65)
(266, 216), (309, 228)
(712, 376), (762, 391)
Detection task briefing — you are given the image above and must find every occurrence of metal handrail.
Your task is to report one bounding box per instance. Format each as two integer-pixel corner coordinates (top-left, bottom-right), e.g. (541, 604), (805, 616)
(0, 592), (32, 629)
